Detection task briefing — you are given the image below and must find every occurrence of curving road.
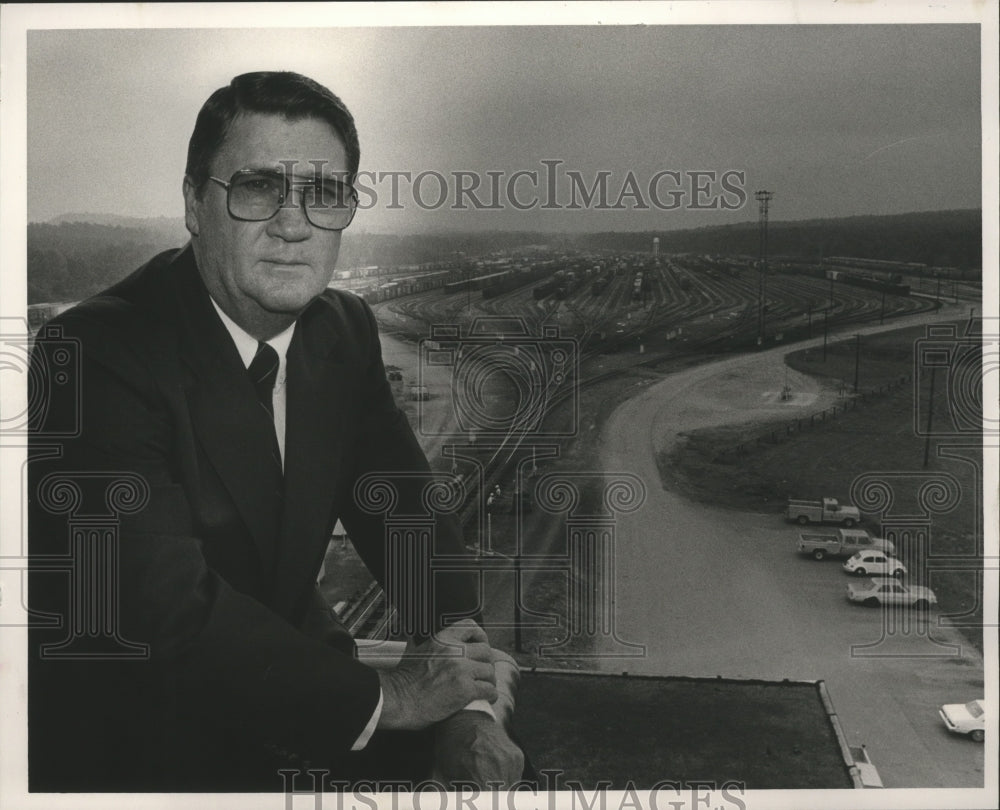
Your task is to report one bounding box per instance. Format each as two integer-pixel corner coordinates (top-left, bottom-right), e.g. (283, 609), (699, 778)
(596, 306), (986, 788)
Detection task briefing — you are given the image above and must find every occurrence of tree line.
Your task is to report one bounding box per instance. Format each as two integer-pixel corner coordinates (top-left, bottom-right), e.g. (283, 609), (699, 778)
(576, 209), (982, 270)
(27, 209), (981, 305)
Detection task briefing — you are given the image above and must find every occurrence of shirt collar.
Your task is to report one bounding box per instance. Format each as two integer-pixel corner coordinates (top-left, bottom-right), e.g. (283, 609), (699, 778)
(210, 297), (295, 381)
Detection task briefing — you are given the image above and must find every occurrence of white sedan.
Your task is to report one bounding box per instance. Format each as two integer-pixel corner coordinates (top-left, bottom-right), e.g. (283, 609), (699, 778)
(843, 551), (906, 578)
(846, 577), (937, 609)
(939, 699), (985, 742)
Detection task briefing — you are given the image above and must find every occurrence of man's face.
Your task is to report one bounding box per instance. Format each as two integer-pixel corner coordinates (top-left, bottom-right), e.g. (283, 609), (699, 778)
(184, 112), (349, 333)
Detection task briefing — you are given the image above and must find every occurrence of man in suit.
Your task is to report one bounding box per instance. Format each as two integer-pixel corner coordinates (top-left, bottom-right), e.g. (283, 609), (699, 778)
(28, 71), (522, 792)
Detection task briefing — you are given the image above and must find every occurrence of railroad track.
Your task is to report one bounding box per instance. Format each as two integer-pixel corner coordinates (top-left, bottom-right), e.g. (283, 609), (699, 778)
(346, 253), (951, 635)
(342, 581), (391, 638)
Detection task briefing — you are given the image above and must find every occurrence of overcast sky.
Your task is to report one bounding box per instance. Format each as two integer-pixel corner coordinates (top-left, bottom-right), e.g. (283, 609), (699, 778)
(23, 22), (983, 232)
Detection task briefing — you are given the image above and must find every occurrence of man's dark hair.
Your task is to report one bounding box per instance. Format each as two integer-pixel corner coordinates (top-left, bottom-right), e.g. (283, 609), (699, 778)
(185, 71), (360, 191)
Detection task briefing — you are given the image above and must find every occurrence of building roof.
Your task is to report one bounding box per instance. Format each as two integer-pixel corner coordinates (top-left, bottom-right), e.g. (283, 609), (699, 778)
(511, 669), (858, 790)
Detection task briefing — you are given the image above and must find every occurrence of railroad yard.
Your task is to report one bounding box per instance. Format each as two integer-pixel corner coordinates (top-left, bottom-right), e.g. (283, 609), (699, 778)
(318, 247), (986, 790)
(347, 250), (976, 355)
(323, 248), (983, 614)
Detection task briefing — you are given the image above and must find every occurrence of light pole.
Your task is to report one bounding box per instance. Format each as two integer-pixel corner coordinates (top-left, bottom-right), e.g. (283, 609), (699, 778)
(485, 491), (495, 554)
(922, 365), (937, 469)
(823, 308), (829, 362)
(754, 190), (774, 346)
(478, 544), (523, 653)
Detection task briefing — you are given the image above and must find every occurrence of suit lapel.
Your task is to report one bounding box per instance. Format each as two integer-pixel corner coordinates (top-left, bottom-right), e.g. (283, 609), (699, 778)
(171, 248), (284, 570)
(271, 298), (355, 621)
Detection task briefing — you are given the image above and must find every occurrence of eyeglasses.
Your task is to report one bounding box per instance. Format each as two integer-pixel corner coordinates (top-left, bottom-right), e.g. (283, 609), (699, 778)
(207, 169), (358, 231)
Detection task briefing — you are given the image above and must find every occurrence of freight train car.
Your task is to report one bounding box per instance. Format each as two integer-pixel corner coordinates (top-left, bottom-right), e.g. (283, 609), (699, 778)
(632, 272), (644, 300)
(443, 269), (513, 294)
(824, 256), (926, 274)
(554, 271), (583, 300)
(481, 264), (551, 299)
(394, 269), (453, 296)
(533, 278), (561, 299)
(443, 279), (469, 294)
(825, 269), (910, 296)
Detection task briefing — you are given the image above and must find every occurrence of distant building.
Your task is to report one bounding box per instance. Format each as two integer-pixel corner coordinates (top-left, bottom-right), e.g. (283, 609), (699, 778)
(652, 236), (660, 257)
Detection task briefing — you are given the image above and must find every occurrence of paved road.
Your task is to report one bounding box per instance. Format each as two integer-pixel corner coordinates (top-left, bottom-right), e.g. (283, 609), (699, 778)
(597, 307), (986, 789)
(379, 307), (988, 787)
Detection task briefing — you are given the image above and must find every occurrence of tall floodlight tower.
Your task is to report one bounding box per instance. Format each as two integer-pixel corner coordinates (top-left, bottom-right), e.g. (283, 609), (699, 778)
(652, 237), (660, 257)
(755, 190), (774, 345)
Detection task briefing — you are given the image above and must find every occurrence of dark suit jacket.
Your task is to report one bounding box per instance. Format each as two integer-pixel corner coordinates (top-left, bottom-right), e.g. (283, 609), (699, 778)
(28, 245), (477, 791)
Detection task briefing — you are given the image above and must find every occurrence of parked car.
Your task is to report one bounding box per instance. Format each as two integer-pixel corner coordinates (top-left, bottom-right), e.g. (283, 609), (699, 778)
(843, 551), (906, 578)
(846, 577), (937, 609)
(799, 528), (895, 560)
(939, 699), (985, 742)
(786, 497), (861, 527)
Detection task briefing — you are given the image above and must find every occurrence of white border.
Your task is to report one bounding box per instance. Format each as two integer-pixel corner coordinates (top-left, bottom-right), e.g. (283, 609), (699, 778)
(2, 3), (997, 809)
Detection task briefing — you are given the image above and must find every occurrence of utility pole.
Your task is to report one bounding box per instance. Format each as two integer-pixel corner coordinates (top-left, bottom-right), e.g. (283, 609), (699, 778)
(754, 190), (774, 346)
(880, 288), (886, 324)
(823, 309), (829, 362)
(923, 365), (937, 469)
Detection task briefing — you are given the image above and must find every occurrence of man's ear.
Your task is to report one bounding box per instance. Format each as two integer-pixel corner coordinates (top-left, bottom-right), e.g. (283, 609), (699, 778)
(182, 176), (200, 237)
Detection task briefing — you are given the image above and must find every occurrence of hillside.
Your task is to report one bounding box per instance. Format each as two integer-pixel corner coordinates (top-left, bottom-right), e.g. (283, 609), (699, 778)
(27, 208), (981, 304)
(574, 209), (981, 269)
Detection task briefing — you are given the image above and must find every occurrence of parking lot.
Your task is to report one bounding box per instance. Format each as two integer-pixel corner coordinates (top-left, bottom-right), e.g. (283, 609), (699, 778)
(599, 336), (986, 788)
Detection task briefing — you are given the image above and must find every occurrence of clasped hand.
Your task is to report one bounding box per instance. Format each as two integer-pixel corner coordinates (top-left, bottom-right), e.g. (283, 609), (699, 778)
(376, 618), (498, 731)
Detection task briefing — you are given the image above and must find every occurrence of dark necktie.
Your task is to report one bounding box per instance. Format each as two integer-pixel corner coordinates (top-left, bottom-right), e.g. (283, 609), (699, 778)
(248, 341), (283, 477)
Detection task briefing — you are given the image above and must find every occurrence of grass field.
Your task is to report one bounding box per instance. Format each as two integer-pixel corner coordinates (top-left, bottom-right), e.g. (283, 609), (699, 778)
(659, 320), (986, 651)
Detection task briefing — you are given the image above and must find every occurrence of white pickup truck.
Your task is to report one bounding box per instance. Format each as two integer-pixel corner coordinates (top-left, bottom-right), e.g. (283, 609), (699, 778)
(798, 528), (895, 561)
(786, 497), (861, 527)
